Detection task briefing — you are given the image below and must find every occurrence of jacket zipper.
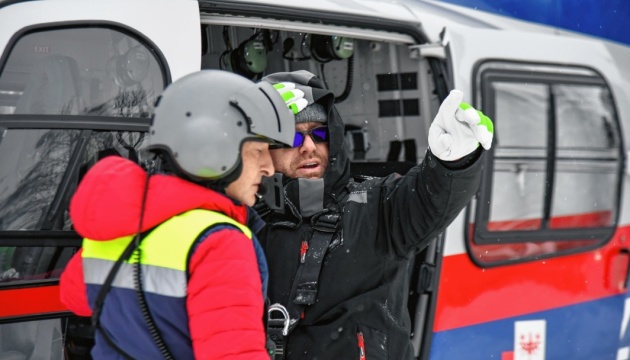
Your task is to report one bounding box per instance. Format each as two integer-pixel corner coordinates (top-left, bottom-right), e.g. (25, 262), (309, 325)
(357, 332), (366, 360)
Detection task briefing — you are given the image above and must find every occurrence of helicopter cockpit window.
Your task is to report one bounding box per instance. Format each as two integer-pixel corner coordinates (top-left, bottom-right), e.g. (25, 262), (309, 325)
(0, 26), (166, 284)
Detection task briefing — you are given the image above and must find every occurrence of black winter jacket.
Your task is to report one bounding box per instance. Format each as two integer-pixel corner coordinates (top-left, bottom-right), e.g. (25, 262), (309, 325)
(259, 71), (483, 360)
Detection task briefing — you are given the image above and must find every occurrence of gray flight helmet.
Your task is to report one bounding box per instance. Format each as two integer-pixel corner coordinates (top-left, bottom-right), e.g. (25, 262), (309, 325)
(147, 70), (294, 181)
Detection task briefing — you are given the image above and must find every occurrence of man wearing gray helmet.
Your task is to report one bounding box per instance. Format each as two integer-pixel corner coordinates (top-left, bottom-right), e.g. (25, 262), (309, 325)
(59, 70), (295, 359)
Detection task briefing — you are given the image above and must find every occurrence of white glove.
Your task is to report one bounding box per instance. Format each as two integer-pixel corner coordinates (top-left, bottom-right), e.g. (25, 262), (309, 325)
(273, 82), (308, 114)
(428, 90), (494, 161)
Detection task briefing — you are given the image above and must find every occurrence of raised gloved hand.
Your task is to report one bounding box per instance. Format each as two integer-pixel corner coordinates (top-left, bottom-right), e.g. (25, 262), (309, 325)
(428, 90), (493, 161)
(273, 82), (308, 114)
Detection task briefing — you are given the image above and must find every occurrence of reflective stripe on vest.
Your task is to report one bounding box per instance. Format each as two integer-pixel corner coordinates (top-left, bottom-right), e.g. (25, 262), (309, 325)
(82, 209), (252, 298)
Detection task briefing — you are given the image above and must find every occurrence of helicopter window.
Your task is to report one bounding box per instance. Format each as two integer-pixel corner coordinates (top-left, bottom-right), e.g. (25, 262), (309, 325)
(551, 85), (618, 229)
(0, 25), (163, 284)
(0, 26), (166, 117)
(467, 63), (622, 265)
(487, 82), (548, 231)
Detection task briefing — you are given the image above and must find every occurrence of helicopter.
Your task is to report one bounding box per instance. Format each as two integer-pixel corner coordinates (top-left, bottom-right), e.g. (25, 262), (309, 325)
(0, 0), (629, 359)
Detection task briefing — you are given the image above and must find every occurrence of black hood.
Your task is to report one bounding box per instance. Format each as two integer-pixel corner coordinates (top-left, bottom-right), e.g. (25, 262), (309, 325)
(261, 71), (351, 214)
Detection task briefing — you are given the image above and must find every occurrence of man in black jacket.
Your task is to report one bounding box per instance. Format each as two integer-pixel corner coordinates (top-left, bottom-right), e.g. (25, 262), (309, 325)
(258, 70), (493, 359)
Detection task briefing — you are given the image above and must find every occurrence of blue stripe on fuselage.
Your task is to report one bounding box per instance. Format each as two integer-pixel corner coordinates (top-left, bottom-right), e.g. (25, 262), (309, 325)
(430, 294), (627, 360)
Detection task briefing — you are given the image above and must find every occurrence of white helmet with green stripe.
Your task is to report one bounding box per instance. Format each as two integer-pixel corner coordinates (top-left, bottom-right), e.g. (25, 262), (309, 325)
(148, 70), (294, 182)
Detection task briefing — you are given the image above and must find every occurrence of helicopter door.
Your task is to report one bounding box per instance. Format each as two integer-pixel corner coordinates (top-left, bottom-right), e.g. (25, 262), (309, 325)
(426, 26), (629, 360)
(0, 1), (200, 358)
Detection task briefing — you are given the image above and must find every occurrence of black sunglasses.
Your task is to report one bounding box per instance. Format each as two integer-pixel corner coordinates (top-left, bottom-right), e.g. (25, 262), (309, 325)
(293, 126), (329, 147)
(270, 126), (329, 149)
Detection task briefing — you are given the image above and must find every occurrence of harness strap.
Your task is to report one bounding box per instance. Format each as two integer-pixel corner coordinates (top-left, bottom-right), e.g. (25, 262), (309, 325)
(267, 212), (340, 359)
(91, 228), (153, 360)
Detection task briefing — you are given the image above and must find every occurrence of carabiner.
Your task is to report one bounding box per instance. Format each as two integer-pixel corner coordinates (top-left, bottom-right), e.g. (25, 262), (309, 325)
(267, 303), (290, 336)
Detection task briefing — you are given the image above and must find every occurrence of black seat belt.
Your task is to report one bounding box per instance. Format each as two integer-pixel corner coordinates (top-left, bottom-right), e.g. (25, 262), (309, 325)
(267, 211), (340, 359)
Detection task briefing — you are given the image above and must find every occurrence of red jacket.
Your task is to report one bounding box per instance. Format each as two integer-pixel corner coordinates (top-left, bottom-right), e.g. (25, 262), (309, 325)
(60, 156), (269, 359)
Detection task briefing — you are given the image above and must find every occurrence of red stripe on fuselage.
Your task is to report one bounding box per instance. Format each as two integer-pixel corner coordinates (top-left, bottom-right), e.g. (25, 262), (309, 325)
(433, 225), (629, 332)
(0, 285), (66, 317)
